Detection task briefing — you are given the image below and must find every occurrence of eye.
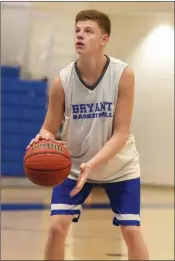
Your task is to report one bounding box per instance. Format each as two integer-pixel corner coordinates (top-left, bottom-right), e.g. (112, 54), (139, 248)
(85, 28), (93, 33)
(75, 28), (80, 33)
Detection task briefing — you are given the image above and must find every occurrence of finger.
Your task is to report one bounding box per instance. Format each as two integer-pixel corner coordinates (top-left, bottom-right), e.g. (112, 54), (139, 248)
(35, 134), (41, 143)
(61, 141), (67, 145)
(70, 176), (87, 197)
(80, 163), (91, 172)
(26, 138), (35, 149)
(56, 140), (67, 148)
(70, 186), (81, 197)
(45, 133), (50, 140)
(70, 179), (82, 197)
(57, 140), (67, 145)
(80, 163), (86, 171)
(76, 176), (86, 189)
(30, 138), (35, 145)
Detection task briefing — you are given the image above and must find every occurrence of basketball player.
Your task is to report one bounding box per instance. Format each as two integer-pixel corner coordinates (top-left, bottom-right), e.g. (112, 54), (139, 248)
(27, 10), (149, 260)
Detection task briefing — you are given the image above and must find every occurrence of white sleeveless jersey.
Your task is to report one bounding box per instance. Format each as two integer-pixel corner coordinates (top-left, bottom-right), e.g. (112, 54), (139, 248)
(60, 56), (140, 183)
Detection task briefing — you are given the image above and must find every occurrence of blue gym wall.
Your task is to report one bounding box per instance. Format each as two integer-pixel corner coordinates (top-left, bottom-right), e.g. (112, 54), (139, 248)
(1, 65), (48, 177)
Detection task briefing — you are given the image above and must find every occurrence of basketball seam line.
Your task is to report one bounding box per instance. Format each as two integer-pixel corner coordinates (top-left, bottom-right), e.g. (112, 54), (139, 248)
(24, 164), (71, 172)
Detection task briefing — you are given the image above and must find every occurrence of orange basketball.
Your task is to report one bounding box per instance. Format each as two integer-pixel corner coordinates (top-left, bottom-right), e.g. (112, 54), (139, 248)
(24, 140), (71, 187)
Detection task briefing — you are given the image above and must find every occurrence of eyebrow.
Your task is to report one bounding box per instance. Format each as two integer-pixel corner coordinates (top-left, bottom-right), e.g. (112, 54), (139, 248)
(75, 26), (94, 30)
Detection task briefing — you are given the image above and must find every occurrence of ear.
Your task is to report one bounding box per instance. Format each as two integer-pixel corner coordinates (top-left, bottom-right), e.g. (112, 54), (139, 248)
(101, 34), (109, 46)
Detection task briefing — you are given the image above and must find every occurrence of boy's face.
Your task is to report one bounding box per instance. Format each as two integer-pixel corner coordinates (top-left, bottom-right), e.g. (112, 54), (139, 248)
(74, 20), (109, 56)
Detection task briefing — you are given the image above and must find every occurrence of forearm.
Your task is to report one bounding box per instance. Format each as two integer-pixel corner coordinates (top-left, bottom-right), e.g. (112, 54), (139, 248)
(39, 112), (63, 139)
(88, 132), (129, 169)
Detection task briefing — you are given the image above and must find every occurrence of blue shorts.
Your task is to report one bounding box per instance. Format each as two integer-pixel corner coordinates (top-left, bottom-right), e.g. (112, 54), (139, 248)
(51, 177), (140, 226)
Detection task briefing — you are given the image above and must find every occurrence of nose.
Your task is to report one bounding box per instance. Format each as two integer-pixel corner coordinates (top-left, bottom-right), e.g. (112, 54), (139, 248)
(77, 34), (83, 40)
(77, 30), (84, 40)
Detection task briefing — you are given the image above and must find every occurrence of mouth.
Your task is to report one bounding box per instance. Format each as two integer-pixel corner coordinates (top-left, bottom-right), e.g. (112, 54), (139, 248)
(76, 41), (85, 47)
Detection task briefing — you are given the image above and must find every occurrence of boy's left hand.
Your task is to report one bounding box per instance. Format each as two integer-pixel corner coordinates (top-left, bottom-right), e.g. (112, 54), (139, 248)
(70, 163), (92, 197)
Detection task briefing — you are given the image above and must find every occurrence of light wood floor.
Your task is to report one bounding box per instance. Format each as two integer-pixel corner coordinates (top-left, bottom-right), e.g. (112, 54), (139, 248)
(1, 185), (174, 260)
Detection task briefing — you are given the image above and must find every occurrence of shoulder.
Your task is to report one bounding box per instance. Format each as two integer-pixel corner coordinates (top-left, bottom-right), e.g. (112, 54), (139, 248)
(59, 61), (76, 88)
(60, 61), (75, 77)
(118, 66), (134, 96)
(109, 56), (128, 67)
(109, 57), (134, 77)
(108, 56), (129, 83)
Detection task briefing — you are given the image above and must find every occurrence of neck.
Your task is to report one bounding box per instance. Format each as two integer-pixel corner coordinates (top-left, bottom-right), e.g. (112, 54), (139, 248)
(77, 53), (107, 79)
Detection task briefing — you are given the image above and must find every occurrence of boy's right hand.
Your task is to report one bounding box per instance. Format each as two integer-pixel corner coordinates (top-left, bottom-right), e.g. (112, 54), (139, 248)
(26, 131), (55, 149)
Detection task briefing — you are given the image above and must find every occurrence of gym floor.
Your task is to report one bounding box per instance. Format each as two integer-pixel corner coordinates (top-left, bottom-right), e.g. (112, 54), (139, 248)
(1, 185), (174, 260)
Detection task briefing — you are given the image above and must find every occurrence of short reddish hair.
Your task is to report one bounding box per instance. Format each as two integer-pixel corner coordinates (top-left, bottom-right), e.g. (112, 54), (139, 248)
(75, 9), (111, 36)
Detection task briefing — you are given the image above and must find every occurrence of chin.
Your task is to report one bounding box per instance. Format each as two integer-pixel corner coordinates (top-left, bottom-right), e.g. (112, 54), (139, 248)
(76, 49), (89, 55)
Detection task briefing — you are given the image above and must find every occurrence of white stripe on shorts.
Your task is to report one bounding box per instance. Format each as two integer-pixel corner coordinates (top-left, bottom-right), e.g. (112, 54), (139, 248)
(115, 213), (140, 221)
(51, 204), (82, 211)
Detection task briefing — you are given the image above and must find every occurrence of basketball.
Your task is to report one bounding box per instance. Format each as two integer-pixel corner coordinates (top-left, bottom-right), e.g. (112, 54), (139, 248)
(24, 140), (71, 187)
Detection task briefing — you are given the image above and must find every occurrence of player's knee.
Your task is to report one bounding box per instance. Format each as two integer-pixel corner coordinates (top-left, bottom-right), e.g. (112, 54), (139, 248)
(120, 226), (141, 243)
(49, 216), (72, 239)
(49, 223), (66, 239)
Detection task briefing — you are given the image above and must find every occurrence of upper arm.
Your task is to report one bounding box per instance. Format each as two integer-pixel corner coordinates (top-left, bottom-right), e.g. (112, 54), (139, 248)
(42, 77), (65, 136)
(113, 66), (135, 134)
